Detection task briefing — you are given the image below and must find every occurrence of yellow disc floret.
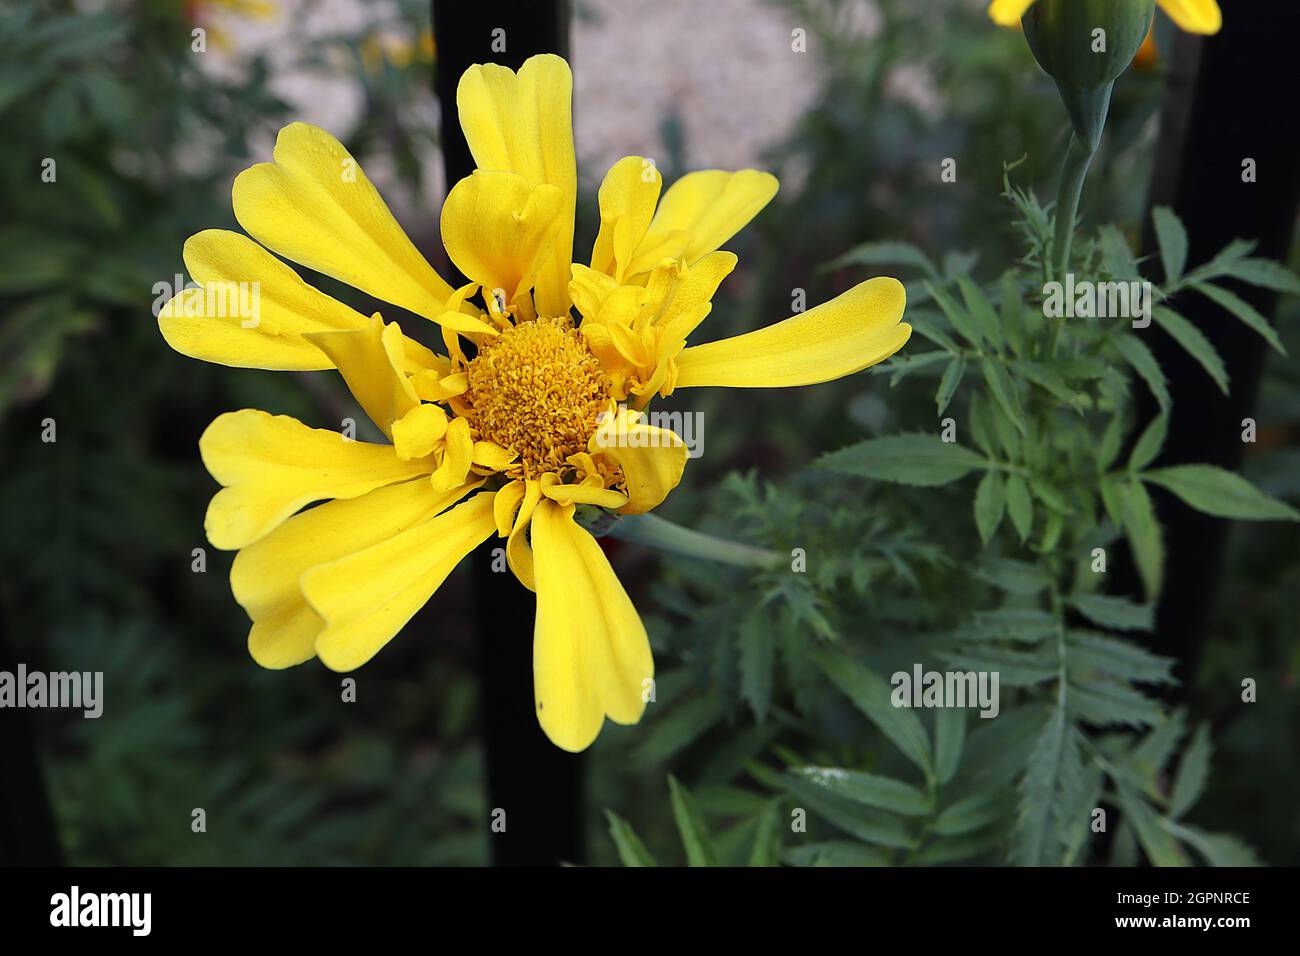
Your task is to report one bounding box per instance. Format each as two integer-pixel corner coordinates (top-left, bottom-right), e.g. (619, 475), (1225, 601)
(464, 318), (610, 479)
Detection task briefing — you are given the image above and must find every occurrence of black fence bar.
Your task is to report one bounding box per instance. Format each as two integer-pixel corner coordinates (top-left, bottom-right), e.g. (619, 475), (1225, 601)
(430, 0), (584, 866)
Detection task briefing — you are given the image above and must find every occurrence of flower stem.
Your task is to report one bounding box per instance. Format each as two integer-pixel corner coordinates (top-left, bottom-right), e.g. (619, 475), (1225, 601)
(1052, 132), (1097, 282)
(605, 512), (784, 570)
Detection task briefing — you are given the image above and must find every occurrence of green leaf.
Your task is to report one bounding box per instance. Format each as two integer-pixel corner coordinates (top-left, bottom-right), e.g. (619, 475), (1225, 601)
(605, 810), (658, 866)
(957, 275), (1003, 348)
(1005, 474), (1033, 541)
(1116, 784), (1186, 866)
(760, 766), (917, 848)
(1114, 334), (1170, 412)
(817, 433), (987, 487)
(1167, 823), (1262, 867)
(793, 767), (931, 815)
(1227, 257), (1300, 296)
(1068, 679), (1163, 728)
(1152, 207), (1188, 284)
(1069, 593), (1154, 631)
(1196, 282), (1286, 355)
(738, 613), (775, 722)
(965, 607), (1060, 643)
(1066, 630), (1176, 685)
(783, 842), (890, 867)
(826, 240), (939, 279)
(746, 800), (782, 867)
(815, 649), (932, 778)
(1169, 723), (1211, 819)
(1144, 464), (1300, 521)
(980, 358), (1027, 435)
(1012, 707), (1068, 866)
(944, 645), (1056, 687)
(1152, 306), (1229, 393)
(667, 775), (719, 867)
(933, 708), (966, 785)
(1128, 414), (1167, 472)
(1098, 414), (1126, 471)
(1118, 479), (1165, 599)
(974, 558), (1051, 595)
(926, 280), (984, 346)
(932, 792), (1007, 837)
(935, 353), (966, 417)
(973, 471), (1006, 545)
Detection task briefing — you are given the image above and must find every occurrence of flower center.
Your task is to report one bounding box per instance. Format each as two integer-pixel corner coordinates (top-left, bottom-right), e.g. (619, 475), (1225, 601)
(464, 318), (610, 479)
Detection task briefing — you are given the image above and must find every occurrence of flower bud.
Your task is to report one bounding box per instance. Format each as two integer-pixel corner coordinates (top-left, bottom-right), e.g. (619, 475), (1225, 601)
(1023, 0), (1155, 151)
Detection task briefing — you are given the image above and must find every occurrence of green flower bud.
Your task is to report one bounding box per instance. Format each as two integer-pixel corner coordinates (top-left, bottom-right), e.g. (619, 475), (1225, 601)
(1023, 0), (1155, 151)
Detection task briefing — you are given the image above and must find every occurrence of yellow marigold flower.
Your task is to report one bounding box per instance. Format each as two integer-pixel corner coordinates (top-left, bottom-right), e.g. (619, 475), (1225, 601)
(156, 55), (911, 752)
(988, 0), (1222, 35)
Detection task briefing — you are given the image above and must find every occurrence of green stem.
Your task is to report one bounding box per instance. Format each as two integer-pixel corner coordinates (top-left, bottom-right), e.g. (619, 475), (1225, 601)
(1053, 133), (1097, 281)
(604, 512), (783, 570)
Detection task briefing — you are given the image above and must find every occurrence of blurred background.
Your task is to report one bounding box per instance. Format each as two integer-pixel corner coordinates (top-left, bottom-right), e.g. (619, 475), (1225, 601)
(1, 0), (1296, 866)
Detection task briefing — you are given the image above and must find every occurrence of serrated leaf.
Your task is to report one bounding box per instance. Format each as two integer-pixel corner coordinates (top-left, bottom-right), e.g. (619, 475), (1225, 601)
(926, 279), (984, 346)
(1116, 784), (1186, 866)
(935, 353), (966, 416)
(932, 791), (1007, 837)
(1066, 629), (1175, 685)
(1068, 679), (1163, 728)
(957, 275), (1002, 348)
(1168, 723), (1211, 819)
(1012, 707), (1067, 866)
(1196, 282), (1286, 355)
(965, 607), (1060, 643)
(1168, 823), (1262, 867)
(943, 646), (1056, 687)
(766, 768), (918, 848)
(974, 557), (1051, 595)
(815, 649), (932, 777)
(667, 775), (719, 867)
(1227, 257), (1300, 296)
(605, 810), (658, 867)
(973, 470), (1006, 545)
(1145, 464), (1300, 521)
(933, 707), (966, 785)
(1069, 593), (1154, 631)
(1152, 306), (1228, 393)
(826, 240), (939, 278)
(1114, 333), (1170, 412)
(1005, 474), (1033, 541)
(795, 767), (931, 815)
(783, 841), (890, 867)
(980, 358), (1027, 435)
(1128, 415), (1167, 472)
(1152, 206), (1188, 284)
(1118, 479), (1165, 599)
(818, 433), (988, 487)
(738, 614), (775, 722)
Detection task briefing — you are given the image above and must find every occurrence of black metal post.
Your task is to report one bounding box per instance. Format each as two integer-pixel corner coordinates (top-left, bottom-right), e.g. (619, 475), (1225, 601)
(1117, 0), (1300, 689)
(0, 612), (64, 866)
(431, 0), (584, 866)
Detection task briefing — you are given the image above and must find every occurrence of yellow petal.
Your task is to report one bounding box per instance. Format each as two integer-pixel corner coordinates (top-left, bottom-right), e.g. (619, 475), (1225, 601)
(590, 407), (688, 514)
(531, 500), (654, 752)
(201, 409), (432, 550)
(233, 477), (473, 669)
(391, 403), (449, 460)
(674, 277), (910, 390)
(543, 482), (629, 510)
(654, 251), (737, 344)
(457, 54), (576, 316)
(636, 169), (778, 269)
(591, 156), (662, 283)
(431, 416), (473, 491)
(158, 229), (368, 370)
(304, 492), (497, 671)
(440, 170), (565, 309)
(232, 123), (457, 323)
(1156, 0), (1221, 34)
(987, 0), (1036, 27)
(493, 479), (526, 537)
(305, 316), (418, 439)
(505, 478), (544, 590)
(472, 440), (518, 471)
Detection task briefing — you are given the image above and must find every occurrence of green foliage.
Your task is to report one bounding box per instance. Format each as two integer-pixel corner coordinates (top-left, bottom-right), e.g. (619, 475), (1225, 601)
(605, 187), (1297, 867)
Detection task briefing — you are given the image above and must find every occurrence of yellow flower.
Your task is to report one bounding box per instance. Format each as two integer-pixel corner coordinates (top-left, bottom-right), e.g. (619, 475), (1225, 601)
(157, 55), (910, 752)
(988, 0), (1222, 35)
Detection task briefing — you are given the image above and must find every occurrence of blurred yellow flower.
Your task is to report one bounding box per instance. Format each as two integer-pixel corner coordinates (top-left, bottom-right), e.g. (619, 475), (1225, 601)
(988, 0), (1221, 35)
(157, 55), (910, 752)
